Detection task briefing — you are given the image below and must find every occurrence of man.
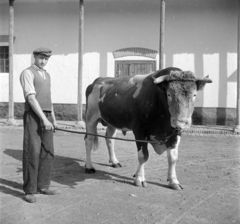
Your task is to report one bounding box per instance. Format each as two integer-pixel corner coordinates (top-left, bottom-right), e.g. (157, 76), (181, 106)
(20, 47), (58, 203)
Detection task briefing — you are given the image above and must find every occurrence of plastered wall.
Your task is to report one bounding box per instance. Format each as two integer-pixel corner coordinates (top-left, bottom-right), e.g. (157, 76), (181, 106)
(0, 0), (238, 108)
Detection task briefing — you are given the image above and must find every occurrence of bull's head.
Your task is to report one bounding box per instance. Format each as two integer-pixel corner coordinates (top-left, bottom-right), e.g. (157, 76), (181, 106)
(154, 70), (212, 129)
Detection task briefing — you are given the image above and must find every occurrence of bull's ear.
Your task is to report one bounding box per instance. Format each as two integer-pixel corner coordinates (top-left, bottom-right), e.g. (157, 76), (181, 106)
(196, 75), (212, 91)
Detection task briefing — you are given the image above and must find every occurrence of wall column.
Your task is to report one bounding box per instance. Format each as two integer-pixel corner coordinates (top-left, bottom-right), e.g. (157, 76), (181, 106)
(235, 0), (240, 132)
(7, 0), (17, 125)
(159, 0), (165, 70)
(76, 0), (85, 127)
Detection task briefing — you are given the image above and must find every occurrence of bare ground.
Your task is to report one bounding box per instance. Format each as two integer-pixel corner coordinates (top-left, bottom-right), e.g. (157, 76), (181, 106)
(0, 126), (240, 224)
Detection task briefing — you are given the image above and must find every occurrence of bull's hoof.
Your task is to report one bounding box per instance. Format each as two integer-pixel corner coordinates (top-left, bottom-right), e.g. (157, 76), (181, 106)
(134, 180), (147, 188)
(134, 179), (142, 187)
(85, 168), (96, 174)
(112, 163), (122, 168)
(142, 180), (147, 188)
(169, 183), (183, 190)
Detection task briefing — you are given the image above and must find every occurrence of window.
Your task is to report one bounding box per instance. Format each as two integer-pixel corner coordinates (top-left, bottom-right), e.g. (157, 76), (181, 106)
(115, 60), (156, 77)
(0, 46), (9, 73)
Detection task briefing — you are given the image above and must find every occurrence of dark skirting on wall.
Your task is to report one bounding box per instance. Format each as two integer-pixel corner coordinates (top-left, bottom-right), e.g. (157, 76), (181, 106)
(0, 102), (237, 126)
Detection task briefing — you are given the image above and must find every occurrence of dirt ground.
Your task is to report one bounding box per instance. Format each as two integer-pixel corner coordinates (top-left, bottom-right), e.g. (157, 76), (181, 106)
(0, 126), (240, 224)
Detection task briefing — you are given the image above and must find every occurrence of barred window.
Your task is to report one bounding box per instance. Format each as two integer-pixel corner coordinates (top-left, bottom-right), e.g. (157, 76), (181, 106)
(0, 46), (9, 73)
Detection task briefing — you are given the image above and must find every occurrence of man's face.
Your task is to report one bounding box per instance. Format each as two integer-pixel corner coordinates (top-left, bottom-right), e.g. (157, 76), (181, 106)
(34, 54), (50, 69)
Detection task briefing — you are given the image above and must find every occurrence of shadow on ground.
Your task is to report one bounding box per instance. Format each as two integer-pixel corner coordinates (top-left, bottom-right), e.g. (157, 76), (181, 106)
(2, 148), (170, 197)
(0, 178), (23, 200)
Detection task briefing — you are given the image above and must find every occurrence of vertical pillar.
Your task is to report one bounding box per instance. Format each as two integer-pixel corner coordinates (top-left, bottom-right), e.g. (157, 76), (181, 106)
(7, 0), (16, 125)
(159, 0), (165, 70)
(76, 0), (85, 127)
(235, 0), (240, 132)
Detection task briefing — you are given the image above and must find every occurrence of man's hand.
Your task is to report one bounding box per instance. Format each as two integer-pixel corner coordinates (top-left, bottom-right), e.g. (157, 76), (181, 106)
(43, 118), (54, 131)
(27, 95), (55, 131)
(53, 120), (58, 129)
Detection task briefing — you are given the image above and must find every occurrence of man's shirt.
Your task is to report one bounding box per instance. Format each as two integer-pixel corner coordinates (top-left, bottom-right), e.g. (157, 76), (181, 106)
(20, 65), (47, 99)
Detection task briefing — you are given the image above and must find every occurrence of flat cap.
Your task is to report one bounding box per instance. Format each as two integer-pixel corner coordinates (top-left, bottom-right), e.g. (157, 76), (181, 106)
(33, 47), (52, 57)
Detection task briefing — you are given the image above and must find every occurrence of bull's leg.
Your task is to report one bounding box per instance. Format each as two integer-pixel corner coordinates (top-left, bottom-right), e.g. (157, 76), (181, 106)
(167, 135), (183, 190)
(105, 125), (121, 168)
(85, 118), (99, 174)
(133, 142), (149, 188)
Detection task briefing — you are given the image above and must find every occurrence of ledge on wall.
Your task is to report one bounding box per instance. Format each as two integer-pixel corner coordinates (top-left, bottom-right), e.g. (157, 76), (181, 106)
(0, 103), (237, 126)
(192, 107), (236, 126)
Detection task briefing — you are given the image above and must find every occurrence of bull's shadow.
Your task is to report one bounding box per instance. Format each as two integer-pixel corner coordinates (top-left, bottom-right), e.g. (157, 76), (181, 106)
(3, 149), (170, 193)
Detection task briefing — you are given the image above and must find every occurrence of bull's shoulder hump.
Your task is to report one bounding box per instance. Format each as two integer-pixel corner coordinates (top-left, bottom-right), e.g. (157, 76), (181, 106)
(93, 77), (114, 85)
(128, 72), (153, 85)
(153, 67), (182, 78)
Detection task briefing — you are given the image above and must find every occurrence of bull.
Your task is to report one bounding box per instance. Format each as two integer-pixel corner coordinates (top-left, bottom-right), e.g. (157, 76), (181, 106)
(84, 67), (212, 190)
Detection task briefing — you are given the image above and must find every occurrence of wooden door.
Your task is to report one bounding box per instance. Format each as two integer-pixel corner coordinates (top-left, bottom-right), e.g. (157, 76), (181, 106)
(115, 60), (156, 77)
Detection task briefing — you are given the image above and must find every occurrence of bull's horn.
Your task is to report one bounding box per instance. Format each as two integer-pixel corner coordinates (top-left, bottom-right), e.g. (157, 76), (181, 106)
(204, 75), (212, 83)
(196, 75), (213, 83)
(153, 75), (169, 84)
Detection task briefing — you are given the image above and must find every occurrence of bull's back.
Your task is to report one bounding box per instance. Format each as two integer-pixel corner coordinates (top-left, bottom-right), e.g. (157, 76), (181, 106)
(85, 76), (135, 128)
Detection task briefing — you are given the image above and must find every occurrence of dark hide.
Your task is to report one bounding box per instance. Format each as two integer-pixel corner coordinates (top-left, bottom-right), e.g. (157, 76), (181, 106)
(87, 67), (183, 148)
(84, 67), (212, 188)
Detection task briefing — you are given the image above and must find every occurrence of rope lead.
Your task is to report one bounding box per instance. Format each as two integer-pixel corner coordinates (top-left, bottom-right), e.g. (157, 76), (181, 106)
(55, 127), (182, 145)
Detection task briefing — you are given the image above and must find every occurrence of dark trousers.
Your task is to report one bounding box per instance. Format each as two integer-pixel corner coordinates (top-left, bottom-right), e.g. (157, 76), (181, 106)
(22, 110), (54, 194)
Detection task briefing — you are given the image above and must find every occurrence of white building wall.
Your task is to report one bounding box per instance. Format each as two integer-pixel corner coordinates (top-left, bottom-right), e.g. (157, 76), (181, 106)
(0, 0), (238, 109)
(203, 54), (220, 108)
(173, 54), (195, 72)
(227, 53), (237, 108)
(0, 52), (99, 105)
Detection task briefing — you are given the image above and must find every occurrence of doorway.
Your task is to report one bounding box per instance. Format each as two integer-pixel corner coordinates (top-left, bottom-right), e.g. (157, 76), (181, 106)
(115, 60), (156, 77)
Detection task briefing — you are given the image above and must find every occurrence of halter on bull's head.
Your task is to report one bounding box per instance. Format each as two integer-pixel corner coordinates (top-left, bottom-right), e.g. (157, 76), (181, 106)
(153, 70), (212, 129)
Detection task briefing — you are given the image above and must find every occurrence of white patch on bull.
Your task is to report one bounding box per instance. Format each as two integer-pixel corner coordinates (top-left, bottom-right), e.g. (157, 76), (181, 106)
(135, 173), (145, 183)
(129, 73), (152, 85)
(134, 151), (146, 183)
(128, 73), (153, 98)
(86, 84), (102, 119)
(132, 83), (143, 98)
(99, 93), (106, 103)
(138, 148), (144, 160)
(128, 77), (135, 85)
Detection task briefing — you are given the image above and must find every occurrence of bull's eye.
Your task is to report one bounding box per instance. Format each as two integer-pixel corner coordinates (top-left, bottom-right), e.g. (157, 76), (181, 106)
(167, 93), (171, 97)
(193, 94), (197, 97)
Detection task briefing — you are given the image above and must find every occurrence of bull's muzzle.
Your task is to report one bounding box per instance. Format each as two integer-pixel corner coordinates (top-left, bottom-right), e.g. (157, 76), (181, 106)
(171, 117), (191, 129)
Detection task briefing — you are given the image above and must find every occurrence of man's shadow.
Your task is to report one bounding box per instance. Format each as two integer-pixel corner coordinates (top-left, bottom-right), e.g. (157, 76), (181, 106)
(2, 149), (170, 197)
(0, 179), (23, 199)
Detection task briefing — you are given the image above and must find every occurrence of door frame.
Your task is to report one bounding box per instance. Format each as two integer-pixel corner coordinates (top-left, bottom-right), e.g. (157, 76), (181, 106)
(114, 60), (156, 77)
